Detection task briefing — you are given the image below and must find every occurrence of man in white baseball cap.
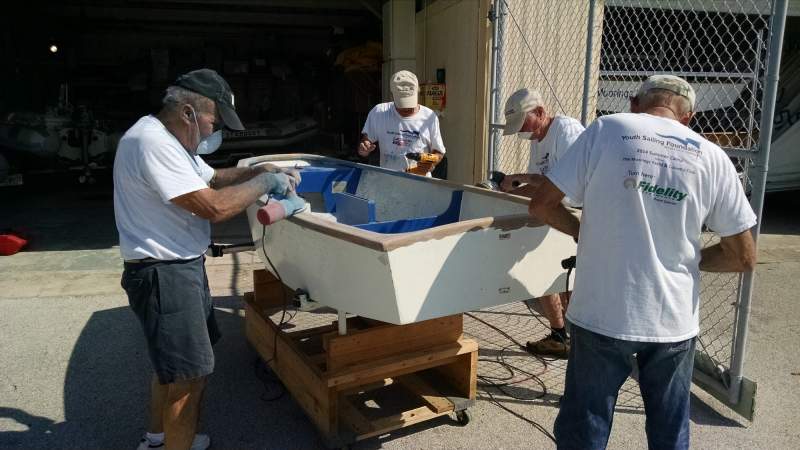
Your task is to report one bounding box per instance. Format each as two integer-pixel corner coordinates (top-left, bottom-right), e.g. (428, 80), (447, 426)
(498, 87), (585, 359)
(528, 74), (755, 449)
(357, 70), (445, 176)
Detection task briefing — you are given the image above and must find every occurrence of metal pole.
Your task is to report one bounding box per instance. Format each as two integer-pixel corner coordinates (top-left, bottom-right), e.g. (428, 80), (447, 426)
(580, 0), (598, 126)
(487, 1), (503, 175)
(727, 0), (788, 404)
(745, 30), (764, 150)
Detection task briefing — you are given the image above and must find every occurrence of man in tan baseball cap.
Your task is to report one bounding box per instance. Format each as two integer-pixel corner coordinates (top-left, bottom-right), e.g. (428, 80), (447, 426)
(357, 70), (445, 176)
(632, 74), (696, 122)
(527, 72), (755, 449)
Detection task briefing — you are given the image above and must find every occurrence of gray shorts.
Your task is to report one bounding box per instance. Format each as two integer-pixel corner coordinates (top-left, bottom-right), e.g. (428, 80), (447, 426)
(122, 256), (221, 384)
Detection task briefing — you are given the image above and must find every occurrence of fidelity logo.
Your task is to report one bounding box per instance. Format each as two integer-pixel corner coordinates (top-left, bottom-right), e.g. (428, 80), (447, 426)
(623, 177), (688, 202)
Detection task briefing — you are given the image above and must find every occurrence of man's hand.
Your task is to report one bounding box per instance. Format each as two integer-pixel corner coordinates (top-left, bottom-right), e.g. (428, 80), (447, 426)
(256, 171), (293, 196)
(255, 163), (301, 190)
(358, 139), (376, 157)
(500, 174), (546, 193)
(282, 168), (302, 191)
(500, 174), (526, 192)
(508, 184), (538, 198)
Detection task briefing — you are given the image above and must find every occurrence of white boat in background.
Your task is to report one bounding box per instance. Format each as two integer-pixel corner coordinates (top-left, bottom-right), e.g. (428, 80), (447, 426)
(240, 154), (577, 325)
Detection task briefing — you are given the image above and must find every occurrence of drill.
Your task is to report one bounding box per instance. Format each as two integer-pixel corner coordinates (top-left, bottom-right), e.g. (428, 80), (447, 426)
(405, 152), (442, 175)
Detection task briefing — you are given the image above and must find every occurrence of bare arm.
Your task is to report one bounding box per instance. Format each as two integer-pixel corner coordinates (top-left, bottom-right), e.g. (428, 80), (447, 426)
(210, 163), (286, 188)
(171, 172), (289, 223)
(699, 229), (757, 272)
(528, 177), (580, 240)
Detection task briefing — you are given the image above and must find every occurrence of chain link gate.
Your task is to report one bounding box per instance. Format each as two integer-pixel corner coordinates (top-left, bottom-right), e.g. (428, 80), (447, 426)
(487, 0), (788, 420)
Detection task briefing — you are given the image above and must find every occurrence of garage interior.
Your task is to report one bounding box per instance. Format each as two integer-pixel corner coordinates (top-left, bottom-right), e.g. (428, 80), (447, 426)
(1, 0), (388, 182)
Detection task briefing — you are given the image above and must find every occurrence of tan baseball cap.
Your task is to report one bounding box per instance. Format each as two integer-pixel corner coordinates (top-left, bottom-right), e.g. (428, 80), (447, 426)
(502, 88), (544, 135)
(638, 75), (696, 111)
(390, 70), (419, 109)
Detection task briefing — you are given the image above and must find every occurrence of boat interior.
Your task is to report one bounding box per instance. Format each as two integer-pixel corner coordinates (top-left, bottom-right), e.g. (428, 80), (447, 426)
(277, 161), (464, 234)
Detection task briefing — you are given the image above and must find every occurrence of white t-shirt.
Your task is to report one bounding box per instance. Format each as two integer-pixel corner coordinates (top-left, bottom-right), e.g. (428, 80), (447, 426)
(548, 113), (757, 342)
(113, 115), (216, 261)
(361, 102), (445, 172)
(527, 115), (585, 176)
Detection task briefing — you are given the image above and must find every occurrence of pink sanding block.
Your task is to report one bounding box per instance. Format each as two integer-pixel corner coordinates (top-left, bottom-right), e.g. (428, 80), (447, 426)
(257, 203), (287, 226)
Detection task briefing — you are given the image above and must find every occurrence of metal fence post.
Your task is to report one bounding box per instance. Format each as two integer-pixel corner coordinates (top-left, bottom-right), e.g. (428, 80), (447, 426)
(487, 0), (505, 176)
(727, 0), (788, 404)
(580, 0), (598, 127)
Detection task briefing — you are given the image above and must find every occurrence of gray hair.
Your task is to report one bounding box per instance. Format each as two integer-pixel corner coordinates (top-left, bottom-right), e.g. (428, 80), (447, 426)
(637, 88), (692, 116)
(161, 86), (212, 113)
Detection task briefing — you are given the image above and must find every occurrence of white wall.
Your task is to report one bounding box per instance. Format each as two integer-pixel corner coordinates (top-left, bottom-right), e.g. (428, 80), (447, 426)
(415, 0), (491, 184)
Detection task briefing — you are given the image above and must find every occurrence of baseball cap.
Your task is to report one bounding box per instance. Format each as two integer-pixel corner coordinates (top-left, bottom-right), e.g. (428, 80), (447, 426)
(637, 74), (696, 111)
(174, 68), (245, 131)
(390, 70), (419, 109)
(502, 88), (544, 135)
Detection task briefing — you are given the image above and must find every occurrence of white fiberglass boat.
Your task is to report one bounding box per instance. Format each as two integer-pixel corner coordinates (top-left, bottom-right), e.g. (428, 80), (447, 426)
(240, 154), (577, 325)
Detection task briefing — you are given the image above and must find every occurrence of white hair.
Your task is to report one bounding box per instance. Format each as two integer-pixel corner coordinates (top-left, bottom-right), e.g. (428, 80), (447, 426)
(161, 86), (212, 113)
(638, 88), (692, 116)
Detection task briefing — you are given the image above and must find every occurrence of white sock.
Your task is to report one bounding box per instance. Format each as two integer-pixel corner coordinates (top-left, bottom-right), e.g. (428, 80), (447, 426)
(145, 432), (165, 444)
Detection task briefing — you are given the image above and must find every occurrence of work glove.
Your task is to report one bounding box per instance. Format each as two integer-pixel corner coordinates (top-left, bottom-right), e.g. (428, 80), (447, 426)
(257, 163), (302, 191)
(257, 171), (293, 196)
(283, 168), (302, 191)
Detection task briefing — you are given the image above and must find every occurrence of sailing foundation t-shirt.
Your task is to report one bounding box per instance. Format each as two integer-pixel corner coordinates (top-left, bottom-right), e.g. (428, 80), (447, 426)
(361, 102), (445, 172)
(527, 115), (585, 176)
(547, 113), (757, 342)
(114, 115), (215, 261)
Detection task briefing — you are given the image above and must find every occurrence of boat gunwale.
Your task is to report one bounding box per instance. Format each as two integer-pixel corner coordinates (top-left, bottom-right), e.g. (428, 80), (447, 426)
(241, 154), (546, 252)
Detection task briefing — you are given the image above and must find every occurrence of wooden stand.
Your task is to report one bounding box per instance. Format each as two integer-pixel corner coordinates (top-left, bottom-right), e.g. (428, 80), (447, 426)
(244, 270), (478, 448)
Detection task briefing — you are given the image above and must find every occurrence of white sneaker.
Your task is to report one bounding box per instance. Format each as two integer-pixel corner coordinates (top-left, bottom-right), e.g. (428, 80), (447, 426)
(136, 434), (210, 450)
(190, 434), (211, 450)
(136, 437), (164, 450)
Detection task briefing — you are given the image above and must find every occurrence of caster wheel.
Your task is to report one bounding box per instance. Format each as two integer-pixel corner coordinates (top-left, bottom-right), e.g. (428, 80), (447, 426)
(455, 409), (470, 426)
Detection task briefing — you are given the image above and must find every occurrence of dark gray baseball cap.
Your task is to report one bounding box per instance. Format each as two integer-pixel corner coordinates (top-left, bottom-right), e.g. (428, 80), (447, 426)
(174, 68), (245, 131)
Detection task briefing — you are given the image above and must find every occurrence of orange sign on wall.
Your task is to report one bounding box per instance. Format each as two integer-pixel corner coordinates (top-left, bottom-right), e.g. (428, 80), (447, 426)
(420, 83), (446, 112)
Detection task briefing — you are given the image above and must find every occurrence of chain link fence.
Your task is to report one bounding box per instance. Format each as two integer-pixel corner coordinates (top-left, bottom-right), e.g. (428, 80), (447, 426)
(487, 0), (788, 419)
(489, 0), (600, 174)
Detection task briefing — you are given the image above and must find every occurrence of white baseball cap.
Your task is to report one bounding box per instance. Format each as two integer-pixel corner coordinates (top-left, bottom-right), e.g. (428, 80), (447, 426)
(502, 88), (544, 135)
(638, 75), (696, 111)
(390, 70), (419, 109)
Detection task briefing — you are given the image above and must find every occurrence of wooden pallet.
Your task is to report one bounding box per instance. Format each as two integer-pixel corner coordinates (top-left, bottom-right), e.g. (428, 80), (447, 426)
(244, 272), (478, 448)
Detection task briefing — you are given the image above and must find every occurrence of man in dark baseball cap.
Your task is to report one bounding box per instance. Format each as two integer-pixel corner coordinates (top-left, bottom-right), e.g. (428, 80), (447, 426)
(174, 68), (245, 131)
(115, 67), (306, 450)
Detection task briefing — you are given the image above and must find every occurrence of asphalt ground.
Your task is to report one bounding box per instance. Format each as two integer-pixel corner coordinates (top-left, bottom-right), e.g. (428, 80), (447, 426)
(1, 180), (798, 449)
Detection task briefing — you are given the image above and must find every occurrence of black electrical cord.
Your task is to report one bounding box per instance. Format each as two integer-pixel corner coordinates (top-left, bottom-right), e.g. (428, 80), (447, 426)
(465, 312), (556, 444)
(462, 259), (577, 444)
(254, 196), (298, 402)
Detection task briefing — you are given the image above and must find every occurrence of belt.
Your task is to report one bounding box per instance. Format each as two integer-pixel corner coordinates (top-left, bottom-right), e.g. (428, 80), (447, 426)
(124, 256), (203, 264)
(124, 257), (161, 264)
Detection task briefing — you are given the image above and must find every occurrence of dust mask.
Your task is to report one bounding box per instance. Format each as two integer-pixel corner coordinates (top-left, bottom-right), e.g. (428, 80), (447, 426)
(188, 105), (223, 155)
